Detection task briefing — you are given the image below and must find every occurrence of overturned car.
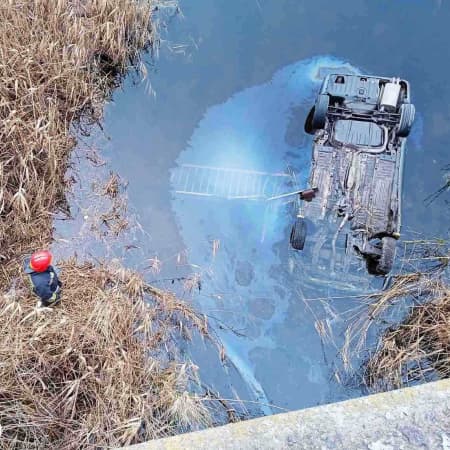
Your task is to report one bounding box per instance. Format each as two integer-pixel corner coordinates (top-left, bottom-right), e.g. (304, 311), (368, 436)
(291, 74), (415, 275)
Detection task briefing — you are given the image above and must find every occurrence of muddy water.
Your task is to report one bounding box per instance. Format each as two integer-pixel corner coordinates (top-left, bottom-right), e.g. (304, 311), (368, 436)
(95, 0), (448, 413)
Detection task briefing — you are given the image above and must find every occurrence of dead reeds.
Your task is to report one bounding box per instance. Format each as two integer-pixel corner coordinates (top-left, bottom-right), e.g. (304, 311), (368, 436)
(0, 0), (156, 282)
(1, 259), (212, 449)
(342, 241), (450, 392)
(363, 274), (450, 391)
(0, 2), (224, 448)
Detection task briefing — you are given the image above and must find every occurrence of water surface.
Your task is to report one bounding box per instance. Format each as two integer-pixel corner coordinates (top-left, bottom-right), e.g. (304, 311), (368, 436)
(97, 0), (449, 413)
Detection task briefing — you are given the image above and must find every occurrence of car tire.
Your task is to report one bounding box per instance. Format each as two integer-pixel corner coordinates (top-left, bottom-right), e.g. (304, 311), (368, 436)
(312, 94), (329, 130)
(375, 237), (397, 275)
(304, 107), (315, 135)
(290, 217), (307, 250)
(397, 103), (415, 137)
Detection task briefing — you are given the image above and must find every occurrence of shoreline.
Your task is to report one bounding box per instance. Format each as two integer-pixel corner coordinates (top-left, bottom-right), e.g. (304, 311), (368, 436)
(0, 2), (226, 448)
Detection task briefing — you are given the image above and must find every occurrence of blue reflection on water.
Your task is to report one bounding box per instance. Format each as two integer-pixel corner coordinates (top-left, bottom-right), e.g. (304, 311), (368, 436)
(173, 57), (355, 413)
(171, 56), (423, 412)
(174, 56), (359, 241)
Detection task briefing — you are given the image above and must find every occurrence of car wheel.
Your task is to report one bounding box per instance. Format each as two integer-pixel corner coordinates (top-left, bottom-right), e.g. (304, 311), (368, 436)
(312, 94), (329, 130)
(375, 237), (397, 275)
(397, 103), (415, 137)
(366, 256), (379, 276)
(290, 217), (307, 250)
(304, 107), (315, 135)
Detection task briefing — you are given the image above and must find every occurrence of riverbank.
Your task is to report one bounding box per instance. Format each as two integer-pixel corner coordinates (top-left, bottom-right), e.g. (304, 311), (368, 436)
(0, 0), (153, 278)
(0, 2), (219, 448)
(1, 260), (213, 448)
(343, 241), (450, 392)
(365, 266), (450, 390)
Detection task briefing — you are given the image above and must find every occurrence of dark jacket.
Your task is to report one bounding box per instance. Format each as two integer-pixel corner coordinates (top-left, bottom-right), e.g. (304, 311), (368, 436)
(24, 260), (62, 305)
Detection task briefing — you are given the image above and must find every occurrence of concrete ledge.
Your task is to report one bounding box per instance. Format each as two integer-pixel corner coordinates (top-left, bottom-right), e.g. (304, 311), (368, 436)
(123, 379), (450, 449)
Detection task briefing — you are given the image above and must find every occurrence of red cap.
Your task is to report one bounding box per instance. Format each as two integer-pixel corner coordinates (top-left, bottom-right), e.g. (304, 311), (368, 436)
(30, 250), (52, 272)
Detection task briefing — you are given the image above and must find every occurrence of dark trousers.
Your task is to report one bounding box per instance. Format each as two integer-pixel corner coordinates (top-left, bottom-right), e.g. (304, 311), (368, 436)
(40, 287), (61, 307)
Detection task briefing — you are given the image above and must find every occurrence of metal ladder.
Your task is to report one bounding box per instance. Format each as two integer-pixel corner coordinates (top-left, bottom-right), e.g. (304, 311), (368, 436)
(171, 164), (292, 200)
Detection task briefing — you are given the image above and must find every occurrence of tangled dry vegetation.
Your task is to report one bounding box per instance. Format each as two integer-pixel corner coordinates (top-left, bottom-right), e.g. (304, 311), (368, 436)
(0, 2), (223, 448)
(364, 275), (450, 391)
(1, 260), (213, 449)
(342, 241), (450, 392)
(0, 0), (155, 284)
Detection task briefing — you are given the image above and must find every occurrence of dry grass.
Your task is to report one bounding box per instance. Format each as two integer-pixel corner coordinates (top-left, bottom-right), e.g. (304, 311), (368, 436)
(0, 2), (226, 448)
(0, 0), (156, 282)
(0, 259), (213, 449)
(363, 274), (450, 391)
(342, 241), (450, 392)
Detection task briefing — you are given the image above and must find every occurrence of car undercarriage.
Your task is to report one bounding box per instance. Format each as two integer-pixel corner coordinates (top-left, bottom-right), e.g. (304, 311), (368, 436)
(291, 74), (415, 275)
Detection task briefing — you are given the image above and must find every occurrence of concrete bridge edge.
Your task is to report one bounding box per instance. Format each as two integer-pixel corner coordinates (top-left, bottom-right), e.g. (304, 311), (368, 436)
(121, 379), (450, 449)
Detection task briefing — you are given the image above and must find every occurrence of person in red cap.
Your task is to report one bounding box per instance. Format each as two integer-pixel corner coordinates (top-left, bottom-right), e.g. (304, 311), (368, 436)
(24, 250), (62, 307)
